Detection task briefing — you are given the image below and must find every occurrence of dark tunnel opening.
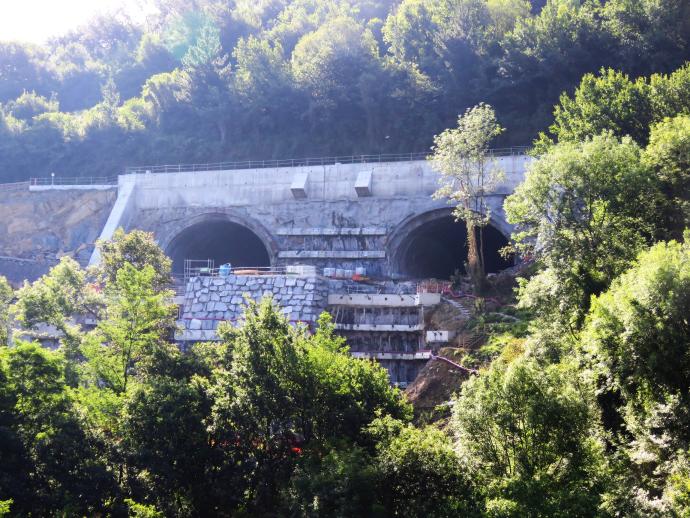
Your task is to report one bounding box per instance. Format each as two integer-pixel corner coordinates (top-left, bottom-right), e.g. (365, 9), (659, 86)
(398, 216), (512, 280)
(167, 220), (270, 274)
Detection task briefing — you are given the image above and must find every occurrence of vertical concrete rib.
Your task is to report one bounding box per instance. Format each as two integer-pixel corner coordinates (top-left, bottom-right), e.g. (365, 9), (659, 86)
(88, 175), (137, 266)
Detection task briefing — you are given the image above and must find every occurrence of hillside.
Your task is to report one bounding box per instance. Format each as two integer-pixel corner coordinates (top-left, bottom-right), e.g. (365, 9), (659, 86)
(1, 0), (689, 180)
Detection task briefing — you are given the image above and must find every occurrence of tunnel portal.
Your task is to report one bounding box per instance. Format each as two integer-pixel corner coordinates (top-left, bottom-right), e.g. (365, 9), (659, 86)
(396, 216), (511, 280)
(167, 220), (270, 274)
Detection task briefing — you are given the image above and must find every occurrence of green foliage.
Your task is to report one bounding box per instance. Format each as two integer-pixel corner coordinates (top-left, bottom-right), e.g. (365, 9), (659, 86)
(125, 499), (164, 518)
(644, 114), (690, 238)
(0, 277), (12, 347)
(543, 63), (690, 148)
(584, 238), (690, 412)
(0, 342), (112, 515)
(546, 68), (652, 147)
(96, 228), (173, 291)
(430, 103), (505, 291)
(506, 133), (661, 323)
(210, 300), (410, 511)
(14, 256), (94, 332)
(82, 264), (176, 393)
(287, 444), (384, 517)
(370, 415), (479, 516)
(4, 91), (58, 121)
(430, 103), (504, 225)
(1, 0), (689, 181)
(452, 354), (608, 516)
(13, 257), (100, 384)
(582, 237), (690, 514)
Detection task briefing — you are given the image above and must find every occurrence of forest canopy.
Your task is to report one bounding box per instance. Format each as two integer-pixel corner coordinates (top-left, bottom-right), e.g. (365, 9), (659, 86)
(0, 0), (689, 180)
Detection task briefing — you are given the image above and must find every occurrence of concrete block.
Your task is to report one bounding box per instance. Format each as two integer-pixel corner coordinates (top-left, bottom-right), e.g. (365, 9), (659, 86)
(189, 319), (202, 330)
(290, 173), (309, 199)
(355, 170), (373, 197)
(286, 264), (317, 276)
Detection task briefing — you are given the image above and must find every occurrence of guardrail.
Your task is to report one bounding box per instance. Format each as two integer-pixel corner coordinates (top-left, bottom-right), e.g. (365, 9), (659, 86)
(0, 181), (30, 191)
(124, 147), (529, 175)
(14, 146), (531, 188)
(29, 176), (118, 186)
(12, 147), (529, 187)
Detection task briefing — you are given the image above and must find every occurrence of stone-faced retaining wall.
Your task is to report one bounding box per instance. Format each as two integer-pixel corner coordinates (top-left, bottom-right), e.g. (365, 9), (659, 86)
(175, 273), (330, 341)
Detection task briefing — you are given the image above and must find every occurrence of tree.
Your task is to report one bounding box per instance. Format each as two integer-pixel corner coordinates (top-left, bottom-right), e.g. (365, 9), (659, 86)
(584, 237), (690, 413)
(369, 416), (479, 517)
(209, 300), (409, 512)
(96, 228), (172, 291)
(82, 264), (176, 394)
(583, 236), (690, 514)
(540, 64), (690, 149)
(0, 277), (12, 347)
(287, 443), (383, 517)
(644, 114), (690, 239)
(429, 103), (504, 292)
(118, 365), (217, 516)
(0, 343), (113, 515)
(505, 133), (661, 324)
(542, 68), (652, 147)
(13, 257), (102, 385)
(452, 354), (608, 516)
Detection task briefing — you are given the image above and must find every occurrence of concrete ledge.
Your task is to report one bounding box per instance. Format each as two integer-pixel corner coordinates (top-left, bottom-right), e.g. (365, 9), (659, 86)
(279, 250), (386, 259)
(426, 330), (455, 342)
(328, 293), (441, 307)
(335, 323), (423, 332)
(276, 227), (386, 236)
(350, 351), (432, 360)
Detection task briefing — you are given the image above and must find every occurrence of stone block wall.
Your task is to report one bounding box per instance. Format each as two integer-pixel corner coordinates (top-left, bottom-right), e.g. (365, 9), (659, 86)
(175, 273), (329, 341)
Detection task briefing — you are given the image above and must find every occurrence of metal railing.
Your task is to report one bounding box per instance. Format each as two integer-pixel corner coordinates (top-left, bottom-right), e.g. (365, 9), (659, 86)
(0, 180), (30, 191)
(124, 147), (529, 175)
(29, 176), (118, 186)
(11, 147), (529, 187)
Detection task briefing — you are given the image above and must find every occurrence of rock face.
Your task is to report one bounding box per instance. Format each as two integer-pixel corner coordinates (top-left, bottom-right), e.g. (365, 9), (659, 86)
(175, 273), (330, 341)
(0, 188), (116, 284)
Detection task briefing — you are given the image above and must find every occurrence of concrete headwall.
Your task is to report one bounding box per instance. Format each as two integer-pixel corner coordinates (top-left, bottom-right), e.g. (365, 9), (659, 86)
(113, 155), (532, 277)
(0, 153), (531, 284)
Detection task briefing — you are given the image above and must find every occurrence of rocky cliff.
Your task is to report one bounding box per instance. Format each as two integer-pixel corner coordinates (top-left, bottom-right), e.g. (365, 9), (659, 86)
(0, 187), (116, 284)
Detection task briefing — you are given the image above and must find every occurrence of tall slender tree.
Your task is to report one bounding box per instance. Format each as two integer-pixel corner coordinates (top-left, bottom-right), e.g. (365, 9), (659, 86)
(429, 103), (504, 291)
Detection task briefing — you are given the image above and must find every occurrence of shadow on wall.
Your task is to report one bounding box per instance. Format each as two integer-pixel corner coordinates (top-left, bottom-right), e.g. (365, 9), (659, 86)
(166, 220), (270, 274)
(397, 216), (511, 280)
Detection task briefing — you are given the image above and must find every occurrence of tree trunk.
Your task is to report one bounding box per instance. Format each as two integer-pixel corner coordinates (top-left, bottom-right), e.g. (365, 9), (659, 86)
(466, 220), (486, 294)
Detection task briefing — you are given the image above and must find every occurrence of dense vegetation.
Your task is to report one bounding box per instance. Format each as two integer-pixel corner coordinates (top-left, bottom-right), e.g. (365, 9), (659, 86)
(1, 0), (689, 180)
(2, 0), (690, 516)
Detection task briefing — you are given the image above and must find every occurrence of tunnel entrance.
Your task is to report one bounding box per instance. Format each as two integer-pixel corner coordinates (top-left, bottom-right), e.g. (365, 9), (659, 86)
(167, 220), (271, 274)
(397, 216), (511, 280)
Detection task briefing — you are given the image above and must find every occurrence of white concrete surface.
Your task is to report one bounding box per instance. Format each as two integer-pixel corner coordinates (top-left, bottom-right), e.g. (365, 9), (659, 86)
(88, 176), (136, 266)
(327, 293), (441, 307)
